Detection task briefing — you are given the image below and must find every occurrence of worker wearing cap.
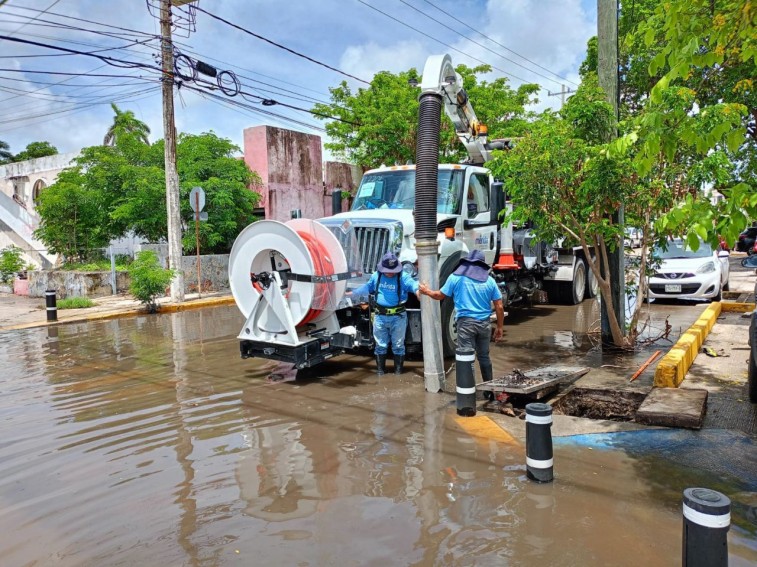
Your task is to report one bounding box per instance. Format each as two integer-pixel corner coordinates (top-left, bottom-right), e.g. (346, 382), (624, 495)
(418, 249), (504, 399)
(351, 252), (419, 375)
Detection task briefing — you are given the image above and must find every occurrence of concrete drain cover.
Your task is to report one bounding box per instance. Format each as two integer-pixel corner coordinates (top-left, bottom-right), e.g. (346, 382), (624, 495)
(635, 388), (708, 429)
(477, 366), (589, 398)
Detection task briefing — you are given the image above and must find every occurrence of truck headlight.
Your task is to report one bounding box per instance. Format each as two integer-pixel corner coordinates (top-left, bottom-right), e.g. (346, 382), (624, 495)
(696, 261), (716, 274)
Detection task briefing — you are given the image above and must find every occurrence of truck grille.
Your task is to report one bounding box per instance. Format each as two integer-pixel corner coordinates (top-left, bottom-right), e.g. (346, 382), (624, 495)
(355, 226), (391, 274)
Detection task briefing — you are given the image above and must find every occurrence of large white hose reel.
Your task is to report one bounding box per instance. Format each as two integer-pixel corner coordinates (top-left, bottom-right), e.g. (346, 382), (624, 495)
(229, 219), (350, 345)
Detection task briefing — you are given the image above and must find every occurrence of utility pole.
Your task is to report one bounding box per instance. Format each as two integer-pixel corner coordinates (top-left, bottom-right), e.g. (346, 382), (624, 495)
(547, 84), (575, 107)
(160, 0), (185, 302)
(598, 0), (624, 343)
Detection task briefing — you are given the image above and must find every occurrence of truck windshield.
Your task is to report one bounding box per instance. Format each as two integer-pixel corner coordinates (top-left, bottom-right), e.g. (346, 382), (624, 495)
(352, 169), (463, 214)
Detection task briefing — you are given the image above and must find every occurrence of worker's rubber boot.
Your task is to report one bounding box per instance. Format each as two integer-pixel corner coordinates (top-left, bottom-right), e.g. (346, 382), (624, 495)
(481, 363), (494, 401)
(376, 354), (387, 376)
(394, 355), (405, 375)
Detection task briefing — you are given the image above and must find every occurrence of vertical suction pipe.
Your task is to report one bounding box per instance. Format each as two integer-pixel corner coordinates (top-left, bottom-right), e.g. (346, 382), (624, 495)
(416, 91), (445, 393)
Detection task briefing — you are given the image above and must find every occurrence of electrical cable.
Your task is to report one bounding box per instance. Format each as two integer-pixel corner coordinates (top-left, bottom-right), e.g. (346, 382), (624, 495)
(396, 0), (571, 87)
(355, 0), (536, 87)
(0, 0), (62, 40)
(420, 0), (579, 87)
(193, 5), (371, 85)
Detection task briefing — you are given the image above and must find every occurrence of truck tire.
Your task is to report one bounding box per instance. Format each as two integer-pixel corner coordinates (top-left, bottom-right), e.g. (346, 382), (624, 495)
(439, 251), (463, 358)
(441, 298), (457, 357)
(585, 257), (599, 299)
(559, 258), (587, 305)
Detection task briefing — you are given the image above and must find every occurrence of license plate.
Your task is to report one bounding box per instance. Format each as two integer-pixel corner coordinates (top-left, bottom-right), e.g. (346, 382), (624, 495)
(665, 284), (682, 293)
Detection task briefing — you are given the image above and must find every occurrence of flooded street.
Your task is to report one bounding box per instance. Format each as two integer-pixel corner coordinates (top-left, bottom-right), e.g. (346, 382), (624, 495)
(1, 303), (755, 566)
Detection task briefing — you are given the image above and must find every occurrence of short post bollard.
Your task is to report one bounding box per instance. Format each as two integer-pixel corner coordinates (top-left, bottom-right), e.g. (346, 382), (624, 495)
(455, 347), (476, 417)
(525, 403), (553, 483)
(45, 289), (58, 322)
(682, 488), (730, 566)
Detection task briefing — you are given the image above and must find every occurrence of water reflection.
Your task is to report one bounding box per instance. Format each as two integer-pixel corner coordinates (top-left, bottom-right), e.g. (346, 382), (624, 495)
(0, 305), (753, 565)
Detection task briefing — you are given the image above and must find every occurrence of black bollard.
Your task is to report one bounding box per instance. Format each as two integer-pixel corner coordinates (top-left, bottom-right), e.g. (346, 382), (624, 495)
(455, 347), (476, 416)
(45, 289), (57, 322)
(682, 488), (730, 566)
(526, 403), (553, 482)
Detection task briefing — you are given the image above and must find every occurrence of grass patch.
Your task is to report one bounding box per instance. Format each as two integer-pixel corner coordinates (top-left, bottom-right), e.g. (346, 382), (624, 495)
(57, 297), (95, 309)
(60, 255), (133, 271)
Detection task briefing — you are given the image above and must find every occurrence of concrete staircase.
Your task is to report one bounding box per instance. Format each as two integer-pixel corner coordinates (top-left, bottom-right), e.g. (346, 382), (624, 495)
(0, 191), (55, 268)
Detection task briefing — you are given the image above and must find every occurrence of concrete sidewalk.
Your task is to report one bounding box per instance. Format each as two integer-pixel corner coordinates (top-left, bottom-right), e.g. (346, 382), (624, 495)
(0, 290), (235, 332)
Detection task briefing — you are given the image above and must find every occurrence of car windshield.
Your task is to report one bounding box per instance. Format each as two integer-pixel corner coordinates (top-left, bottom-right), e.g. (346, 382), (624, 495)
(654, 239), (713, 259)
(351, 169), (464, 214)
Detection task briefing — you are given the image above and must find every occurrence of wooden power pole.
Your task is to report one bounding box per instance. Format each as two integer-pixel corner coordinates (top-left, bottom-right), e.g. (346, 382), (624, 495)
(160, 0), (185, 302)
(597, 0), (624, 343)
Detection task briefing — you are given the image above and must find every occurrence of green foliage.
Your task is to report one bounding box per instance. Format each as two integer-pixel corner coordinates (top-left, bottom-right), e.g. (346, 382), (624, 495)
(313, 64), (539, 169)
(13, 141), (58, 162)
(57, 297), (95, 309)
(0, 139), (13, 164)
(59, 255), (132, 271)
(35, 104), (260, 258)
(619, 0), (755, 248)
(128, 250), (174, 312)
(103, 103), (150, 146)
(0, 245), (24, 284)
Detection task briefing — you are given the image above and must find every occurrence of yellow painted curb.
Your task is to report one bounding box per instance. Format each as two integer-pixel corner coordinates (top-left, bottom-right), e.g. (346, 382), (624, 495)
(453, 414), (519, 446)
(653, 301), (755, 388)
(721, 301), (755, 313)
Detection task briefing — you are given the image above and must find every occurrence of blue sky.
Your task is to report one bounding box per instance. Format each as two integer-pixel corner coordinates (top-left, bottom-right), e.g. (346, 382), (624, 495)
(0, 0), (597, 158)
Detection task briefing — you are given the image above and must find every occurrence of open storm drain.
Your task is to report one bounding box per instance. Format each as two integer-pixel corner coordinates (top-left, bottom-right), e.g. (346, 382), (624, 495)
(552, 388), (646, 422)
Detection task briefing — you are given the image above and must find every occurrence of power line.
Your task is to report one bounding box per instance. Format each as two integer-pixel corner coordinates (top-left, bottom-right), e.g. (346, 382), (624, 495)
(396, 0), (569, 87)
(193, 5), (371, 85)
(420, 0), (579, 87)
(354, 0), (537, 87)
(0, 0), (62, 40)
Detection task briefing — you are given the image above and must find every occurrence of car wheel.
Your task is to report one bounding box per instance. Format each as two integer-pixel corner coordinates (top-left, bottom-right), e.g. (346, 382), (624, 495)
(723, 279), (730, 292)
(713, 284), (722, 302)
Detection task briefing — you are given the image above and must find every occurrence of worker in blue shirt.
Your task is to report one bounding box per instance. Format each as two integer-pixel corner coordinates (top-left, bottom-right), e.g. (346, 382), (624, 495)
(419, 249), (504, 399)
(351, 252), (419, 375)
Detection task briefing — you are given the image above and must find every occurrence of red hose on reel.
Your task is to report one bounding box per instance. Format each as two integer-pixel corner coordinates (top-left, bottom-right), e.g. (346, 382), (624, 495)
(295, 229), (335, 326)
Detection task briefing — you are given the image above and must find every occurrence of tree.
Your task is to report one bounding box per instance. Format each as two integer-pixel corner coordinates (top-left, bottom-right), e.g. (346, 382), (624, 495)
(35, 104), (260, 259)
(313, 64), (539, 169)
(13, 141), (58, 162)
(103, 103), (151, 146)
(128, 250), (175, 313)
(618, 0), (755, 248)
(0, 140), (12, 164)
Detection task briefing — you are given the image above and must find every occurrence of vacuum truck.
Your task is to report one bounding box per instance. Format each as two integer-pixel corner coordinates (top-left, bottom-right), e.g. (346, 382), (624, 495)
(228, 54), (596, 368)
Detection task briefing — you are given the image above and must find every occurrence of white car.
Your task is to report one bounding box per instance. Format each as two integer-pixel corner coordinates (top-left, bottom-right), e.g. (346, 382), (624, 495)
(647, 239), (730, 302)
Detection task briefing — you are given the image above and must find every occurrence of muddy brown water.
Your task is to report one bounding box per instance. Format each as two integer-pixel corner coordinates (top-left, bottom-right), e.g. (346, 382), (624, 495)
(1, 302), (755, 566)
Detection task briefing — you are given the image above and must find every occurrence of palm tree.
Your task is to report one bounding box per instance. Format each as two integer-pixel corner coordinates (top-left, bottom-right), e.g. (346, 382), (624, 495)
(103, 103), (151, 146)
(0, 140), (13, 164)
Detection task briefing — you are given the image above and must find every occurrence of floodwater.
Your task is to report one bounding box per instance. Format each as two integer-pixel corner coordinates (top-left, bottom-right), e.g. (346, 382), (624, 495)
(1, 302), (755, 566)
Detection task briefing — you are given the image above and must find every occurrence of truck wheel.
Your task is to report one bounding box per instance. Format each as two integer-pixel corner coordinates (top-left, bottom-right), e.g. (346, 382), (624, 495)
(585, 257), (599, 299)
(560, 258), (586, 305)
(441, 298), (457, 357)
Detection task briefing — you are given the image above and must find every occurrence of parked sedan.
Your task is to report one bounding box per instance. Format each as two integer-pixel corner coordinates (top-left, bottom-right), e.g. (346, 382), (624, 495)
(647, 239), (730, 302)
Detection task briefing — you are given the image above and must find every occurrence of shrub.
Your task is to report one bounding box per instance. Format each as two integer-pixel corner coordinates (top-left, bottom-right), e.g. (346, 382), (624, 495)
(128, 250), (175, 313)
(57, 297), (95, 309)
(0, 246), (24, 284)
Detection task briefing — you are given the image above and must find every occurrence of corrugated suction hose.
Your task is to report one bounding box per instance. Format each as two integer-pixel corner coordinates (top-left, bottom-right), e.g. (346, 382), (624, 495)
(415, 92), (442, 241)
